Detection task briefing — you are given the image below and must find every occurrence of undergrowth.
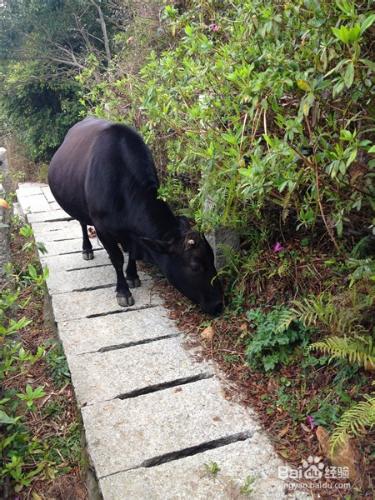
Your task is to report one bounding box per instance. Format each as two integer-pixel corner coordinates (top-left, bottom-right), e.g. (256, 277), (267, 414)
(0, 217), (85, 497)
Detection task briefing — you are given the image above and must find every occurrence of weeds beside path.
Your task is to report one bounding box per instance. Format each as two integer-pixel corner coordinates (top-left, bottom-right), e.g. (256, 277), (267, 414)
(0, 217), (87, 499)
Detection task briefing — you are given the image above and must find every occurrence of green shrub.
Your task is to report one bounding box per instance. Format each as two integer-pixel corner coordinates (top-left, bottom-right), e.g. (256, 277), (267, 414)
(0, 70), (83, 161)
(245, 307), (311, 371)
(84, 0), (375, 244)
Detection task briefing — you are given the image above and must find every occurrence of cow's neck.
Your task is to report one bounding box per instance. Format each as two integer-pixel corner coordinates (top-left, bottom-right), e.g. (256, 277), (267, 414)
(130, 188), (179, 240)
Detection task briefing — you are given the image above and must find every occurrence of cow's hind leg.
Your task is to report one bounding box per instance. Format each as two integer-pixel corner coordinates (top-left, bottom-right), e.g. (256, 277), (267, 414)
(80, 222), (94, 260)
(126, 255), (141, 288)
(125, 240), (141, 288)
(97, 231), (134, 307)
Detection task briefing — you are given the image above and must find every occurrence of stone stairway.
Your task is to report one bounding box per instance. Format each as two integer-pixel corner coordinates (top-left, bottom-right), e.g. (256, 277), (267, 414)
(16, 182), (307, 500)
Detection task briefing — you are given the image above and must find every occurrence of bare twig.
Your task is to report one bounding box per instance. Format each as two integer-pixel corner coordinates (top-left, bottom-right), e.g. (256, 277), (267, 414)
(88, 0), (112, 61)
(304, 116), (343, 255)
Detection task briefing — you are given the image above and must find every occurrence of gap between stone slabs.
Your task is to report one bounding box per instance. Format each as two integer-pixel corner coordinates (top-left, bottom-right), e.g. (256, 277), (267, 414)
(68, 335), (214, 407)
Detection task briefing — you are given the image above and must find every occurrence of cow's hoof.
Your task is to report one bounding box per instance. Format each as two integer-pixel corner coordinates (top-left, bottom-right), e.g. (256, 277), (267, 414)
(116, 293), (135, 307)
(82, 250), (94, 260)
(127, 277), (141, 288)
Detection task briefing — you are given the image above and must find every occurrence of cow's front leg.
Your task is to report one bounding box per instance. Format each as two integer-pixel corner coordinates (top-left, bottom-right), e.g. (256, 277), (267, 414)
(97, 232), (134, 307)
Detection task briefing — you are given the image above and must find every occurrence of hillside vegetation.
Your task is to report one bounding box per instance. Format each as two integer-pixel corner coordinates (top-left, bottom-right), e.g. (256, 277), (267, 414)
(1, 0), (375, 496)
(82, 3), (375, 480)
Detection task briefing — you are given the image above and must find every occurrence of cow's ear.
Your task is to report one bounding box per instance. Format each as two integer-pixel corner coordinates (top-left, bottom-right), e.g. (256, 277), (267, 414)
(140, 237), (176, 254)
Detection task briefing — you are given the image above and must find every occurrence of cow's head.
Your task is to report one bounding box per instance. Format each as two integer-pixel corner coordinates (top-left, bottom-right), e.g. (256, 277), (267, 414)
(141, 218), (223, 316)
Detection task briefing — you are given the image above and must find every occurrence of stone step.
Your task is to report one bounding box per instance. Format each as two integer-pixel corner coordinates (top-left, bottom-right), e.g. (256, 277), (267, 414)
(47, 265), (151, 295)
(33, 219), (82, 240)
(28, 208), (72, 223)
(52, 283), (162, 321)
(99, 436), (287, 500)
(15, 191), (50, 214)
(38, 237), (101, 257)
(41, 186), (55, 203)
(57, 306), (180, 356)
(41, 248), (109, 268)
(82, 377), (260, 478)
(46, 263), (117, 294)
(68, 336), (212, 406)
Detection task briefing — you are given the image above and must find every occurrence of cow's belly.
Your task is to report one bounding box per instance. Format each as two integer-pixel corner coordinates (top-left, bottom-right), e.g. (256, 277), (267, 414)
(48, 159), (92, 225)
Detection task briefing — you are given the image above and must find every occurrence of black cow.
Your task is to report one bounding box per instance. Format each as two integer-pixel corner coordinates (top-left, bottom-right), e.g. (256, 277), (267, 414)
(48, 117), (223, 315)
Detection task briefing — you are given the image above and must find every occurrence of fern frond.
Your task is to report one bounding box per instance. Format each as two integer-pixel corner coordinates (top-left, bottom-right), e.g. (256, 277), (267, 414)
(310, 335), (375, 371)
(291, 293), (335, 329)
(275, 309), (296, 333)
(330, 396), (375, 451)
(292, 290), (368, 336)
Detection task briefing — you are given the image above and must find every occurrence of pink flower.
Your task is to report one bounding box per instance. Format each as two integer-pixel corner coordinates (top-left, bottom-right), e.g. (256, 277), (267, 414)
(209, 23), (219, 32)
(273, 242), (284, 253)
(306, 415), (316, 430)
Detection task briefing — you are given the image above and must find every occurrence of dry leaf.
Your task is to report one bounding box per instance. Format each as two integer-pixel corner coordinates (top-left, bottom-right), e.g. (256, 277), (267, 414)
(201, 325), (215, 341)
(316, 426), (360, 482)
(32, 492), (44, 500)
(364, 359), (375, 372)
(279, 449), (290, 459)
(267, 378), (279, 392)
(239, 322), (248, 333)
(278, 425), (289, 438)
(0, 198), (9, 209)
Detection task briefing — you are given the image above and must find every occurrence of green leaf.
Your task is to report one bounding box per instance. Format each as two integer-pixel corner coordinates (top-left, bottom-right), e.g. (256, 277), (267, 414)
(36, 241), (48, 254)
(360, 58), (375, 71)
(344, 61), (354, 88)
(340, 129), (353, 141)
(348, 24), (361, 42)
(335, 0), (355, 17)
(300, 93), (315, 116)
(222, 133), (238, 145)
(346, 148), (357, 166)
(239, 168), (252, 178)
(0, 409), (19, 425)
(368, 145), (375, 153)
(296, 79), (311, 92)
(32, 386), (46, 398)
(184, 25), (193, 36)
(361, 14), (375, 34)
(27, 264), (38, 280)
(332, 26), (349, 43)
(332, 24), (361, 44)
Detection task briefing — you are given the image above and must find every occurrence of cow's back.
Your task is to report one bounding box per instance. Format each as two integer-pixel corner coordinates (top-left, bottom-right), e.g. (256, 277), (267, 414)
(48, 117), (159, 227)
